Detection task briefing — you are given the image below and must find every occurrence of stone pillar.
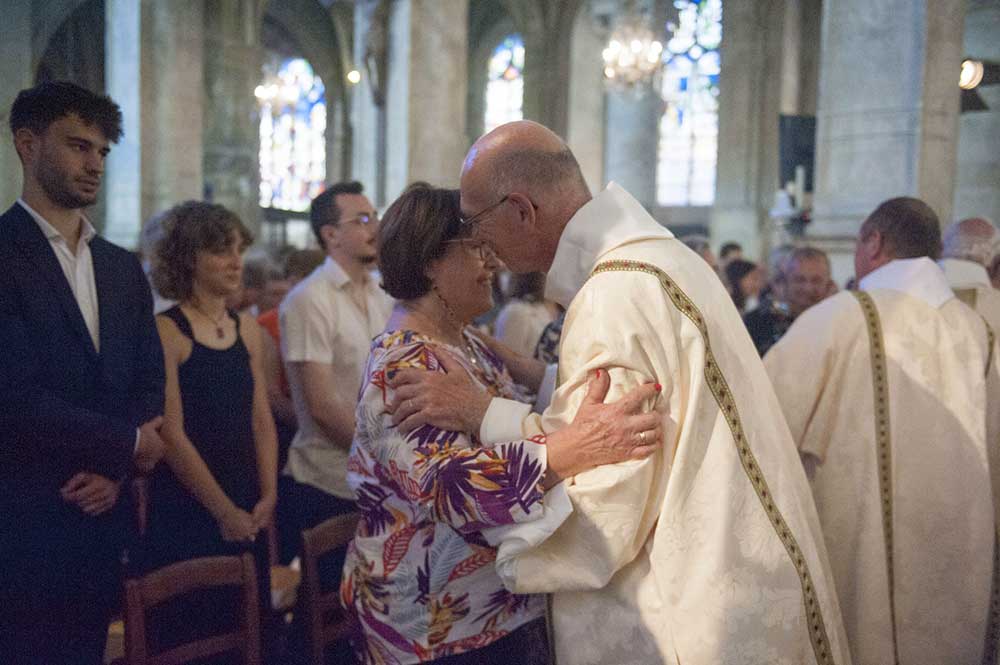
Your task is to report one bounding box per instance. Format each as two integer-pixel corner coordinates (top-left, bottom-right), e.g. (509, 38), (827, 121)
(953, 0), (1000, 224)
(811, 0), (965, 281)
(567, 7), (607, 193)
(502, 0), (583, 139)
(710, 0), (793, 262)
(104, 0), (205, 249)
(351, 0), (382, 203)
(604, 87), (660, 207)
(383, 0), (469, 202)
(0, 0), (33, 209)
(203, 0), (262, 234)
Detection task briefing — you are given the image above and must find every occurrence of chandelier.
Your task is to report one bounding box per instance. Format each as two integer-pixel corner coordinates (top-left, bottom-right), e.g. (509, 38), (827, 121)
(602, 4), (664, 90)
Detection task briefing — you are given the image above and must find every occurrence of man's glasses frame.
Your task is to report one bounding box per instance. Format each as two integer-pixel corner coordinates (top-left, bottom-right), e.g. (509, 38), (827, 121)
(458, 195), (509, 228)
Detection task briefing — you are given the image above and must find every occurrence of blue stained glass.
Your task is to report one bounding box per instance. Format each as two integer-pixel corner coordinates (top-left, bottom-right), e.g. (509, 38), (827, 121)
(258, 57), (327, 212)
(484, 34), (524, 135)
(657, 0), (722, 207)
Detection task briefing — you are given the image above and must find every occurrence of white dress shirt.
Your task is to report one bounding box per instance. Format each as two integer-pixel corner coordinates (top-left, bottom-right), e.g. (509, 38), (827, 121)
(18, 198), (100, 351)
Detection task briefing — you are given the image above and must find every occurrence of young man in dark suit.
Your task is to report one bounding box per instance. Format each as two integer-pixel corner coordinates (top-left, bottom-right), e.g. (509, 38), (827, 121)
(0, 81), (166, 664)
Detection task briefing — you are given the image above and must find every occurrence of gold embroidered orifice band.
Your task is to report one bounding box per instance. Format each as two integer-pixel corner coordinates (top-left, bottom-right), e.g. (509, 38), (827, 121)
(590, 259), (836, 665)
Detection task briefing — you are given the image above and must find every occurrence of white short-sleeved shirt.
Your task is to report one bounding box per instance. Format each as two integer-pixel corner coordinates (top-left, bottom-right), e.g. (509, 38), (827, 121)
(280, 256), (393, 498)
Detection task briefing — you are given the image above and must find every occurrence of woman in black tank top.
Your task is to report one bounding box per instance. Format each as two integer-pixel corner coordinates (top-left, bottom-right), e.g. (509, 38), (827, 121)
(146, 202), (278, 658)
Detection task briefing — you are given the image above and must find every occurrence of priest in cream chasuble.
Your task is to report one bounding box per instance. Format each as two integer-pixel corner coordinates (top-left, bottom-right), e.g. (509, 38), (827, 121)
(940, 217), (1000, 333)
(479, 182), (850, 665)
(765, 199), (1000, 665)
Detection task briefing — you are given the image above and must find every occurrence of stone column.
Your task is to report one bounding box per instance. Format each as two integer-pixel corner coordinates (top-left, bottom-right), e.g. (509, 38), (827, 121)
(710, 0), (795, 262)
(203, 0), (262, 234)
(104, 0), (205, 249)
(604, 87), (660, 207)
(351, 0), (382, 203)
(0, 0), (33, 209)
(383, 0), (469, 202)
(811, 0), (965, 280)
(567, 7), (607, 193)
(502, 0), (583, 139)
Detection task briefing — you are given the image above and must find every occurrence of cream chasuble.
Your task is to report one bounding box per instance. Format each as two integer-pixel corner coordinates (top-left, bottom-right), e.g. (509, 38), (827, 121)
(481, 183), (850, 665)
(940, 257), (1000, 334)
(765, 258), (1000, 665)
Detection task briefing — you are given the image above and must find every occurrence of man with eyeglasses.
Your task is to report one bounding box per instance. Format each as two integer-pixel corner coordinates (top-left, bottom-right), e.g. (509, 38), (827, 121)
(387, 120), (850, 664)
(277, 181), (392, 570)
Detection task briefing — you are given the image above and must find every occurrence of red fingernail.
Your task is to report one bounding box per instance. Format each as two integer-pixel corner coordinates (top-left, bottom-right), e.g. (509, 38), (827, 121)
(654, 383), (662, 392)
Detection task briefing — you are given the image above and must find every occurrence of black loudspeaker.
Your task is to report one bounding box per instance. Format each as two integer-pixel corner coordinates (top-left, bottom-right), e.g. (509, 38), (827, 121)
(778, 115), (816, 193)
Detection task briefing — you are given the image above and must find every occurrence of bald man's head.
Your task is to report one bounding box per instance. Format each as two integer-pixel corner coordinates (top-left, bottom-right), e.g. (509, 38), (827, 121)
(462, 120), (588, 204)
(459, 121), (591, 273)
(942, 217), (999, 267)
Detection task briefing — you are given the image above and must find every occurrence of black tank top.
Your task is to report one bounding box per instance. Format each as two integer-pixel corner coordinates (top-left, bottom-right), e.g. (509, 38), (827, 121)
(152, 306), (259, 519)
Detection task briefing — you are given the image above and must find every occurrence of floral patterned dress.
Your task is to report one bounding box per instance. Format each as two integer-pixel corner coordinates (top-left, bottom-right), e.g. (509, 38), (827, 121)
(341, 329), (548, 664)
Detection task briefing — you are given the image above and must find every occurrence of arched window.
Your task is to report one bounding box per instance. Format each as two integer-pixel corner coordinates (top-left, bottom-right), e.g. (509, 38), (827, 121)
(257, 57), (327, 212)
(484, 34), (524, 135)
(656, 0), (722, 207)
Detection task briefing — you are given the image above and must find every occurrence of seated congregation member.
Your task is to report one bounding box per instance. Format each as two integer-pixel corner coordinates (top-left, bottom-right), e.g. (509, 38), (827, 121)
(342, 183), (663, 665)
(493, 272), (561, 356)
(146, 201), (278, 636)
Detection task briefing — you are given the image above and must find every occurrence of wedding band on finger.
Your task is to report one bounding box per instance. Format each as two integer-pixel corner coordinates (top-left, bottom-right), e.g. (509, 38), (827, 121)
(638, 430), (647, 444)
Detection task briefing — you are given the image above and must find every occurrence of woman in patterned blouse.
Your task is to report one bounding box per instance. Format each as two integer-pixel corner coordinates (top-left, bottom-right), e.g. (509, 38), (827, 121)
(341, 183), (663, 664)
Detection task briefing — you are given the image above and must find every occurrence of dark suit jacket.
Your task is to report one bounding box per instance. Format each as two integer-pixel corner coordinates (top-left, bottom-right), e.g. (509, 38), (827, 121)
(0, 202), (164, 602)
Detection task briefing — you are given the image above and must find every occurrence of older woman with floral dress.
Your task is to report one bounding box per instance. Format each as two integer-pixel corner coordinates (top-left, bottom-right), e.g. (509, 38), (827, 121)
(340, 183), (662, 664)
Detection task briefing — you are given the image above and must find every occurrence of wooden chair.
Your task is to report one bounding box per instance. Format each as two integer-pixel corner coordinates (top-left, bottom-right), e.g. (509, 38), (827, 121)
(122, 553), (261, 665)
(298, 513), (360, 665)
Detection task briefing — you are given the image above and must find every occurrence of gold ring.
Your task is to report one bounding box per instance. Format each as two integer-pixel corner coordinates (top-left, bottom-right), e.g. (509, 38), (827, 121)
(639, 431), (647, 444)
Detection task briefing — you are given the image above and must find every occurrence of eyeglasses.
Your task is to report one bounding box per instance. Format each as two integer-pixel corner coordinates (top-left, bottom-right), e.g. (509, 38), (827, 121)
(443, 239), (496, 262)
(459, 195), (509, 228)
(342, 212), (378, 226)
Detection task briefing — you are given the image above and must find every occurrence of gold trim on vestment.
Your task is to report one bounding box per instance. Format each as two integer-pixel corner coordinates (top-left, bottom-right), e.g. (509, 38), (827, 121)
(850, 291), (901, 665)
(589, 259), (836, 665)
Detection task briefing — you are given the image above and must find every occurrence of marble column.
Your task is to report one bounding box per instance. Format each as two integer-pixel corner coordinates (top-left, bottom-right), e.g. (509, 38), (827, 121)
(383, 0), (469, 202)
(811, 0), (965, 280)
(0, 0), (33, 209)
(203, 0), (262, 234)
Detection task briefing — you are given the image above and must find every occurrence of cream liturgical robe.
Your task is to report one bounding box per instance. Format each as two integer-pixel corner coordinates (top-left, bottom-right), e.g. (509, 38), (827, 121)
(764, 258), (1000, 665)
(481, 183), (850, 665)
(940, 257), (1000, 333)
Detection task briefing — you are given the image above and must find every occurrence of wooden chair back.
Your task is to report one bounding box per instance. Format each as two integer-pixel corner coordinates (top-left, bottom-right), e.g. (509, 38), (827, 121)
(299, 513), (360, 665)
(123, 553), (261, 665)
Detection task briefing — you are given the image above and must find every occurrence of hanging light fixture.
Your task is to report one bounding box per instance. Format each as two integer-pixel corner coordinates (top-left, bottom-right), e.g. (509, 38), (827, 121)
(602, 1), (664, 90)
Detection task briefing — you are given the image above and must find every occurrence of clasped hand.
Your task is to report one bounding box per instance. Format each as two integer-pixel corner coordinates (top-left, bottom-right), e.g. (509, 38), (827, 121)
(61, 472), (121, 516)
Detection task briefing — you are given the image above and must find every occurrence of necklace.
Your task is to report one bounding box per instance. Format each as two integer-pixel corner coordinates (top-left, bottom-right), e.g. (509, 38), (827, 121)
(427, 288), (480, 367)
(188, 302), (228, 340)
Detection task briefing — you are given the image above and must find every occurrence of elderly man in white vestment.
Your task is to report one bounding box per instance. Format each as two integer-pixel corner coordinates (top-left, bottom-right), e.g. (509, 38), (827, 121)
(388, 121), (850, 665)
(765, 197), (1000, 665)
(939, 217), (1000, 332)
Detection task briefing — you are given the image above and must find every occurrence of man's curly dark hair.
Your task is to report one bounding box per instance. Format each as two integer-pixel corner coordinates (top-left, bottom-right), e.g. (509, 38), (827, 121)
(10, 81), (123, 143)
(151, 201), (253, 302)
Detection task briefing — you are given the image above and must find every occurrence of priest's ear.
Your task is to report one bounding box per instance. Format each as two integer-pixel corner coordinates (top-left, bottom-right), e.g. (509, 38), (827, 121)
(506, 192), (539, 230)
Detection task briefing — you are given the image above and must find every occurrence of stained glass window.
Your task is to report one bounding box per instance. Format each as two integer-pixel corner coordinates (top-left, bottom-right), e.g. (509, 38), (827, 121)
(656, 0), (722, 206)
(484, 35), (524, 134)
(257, 57), (327, 212)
